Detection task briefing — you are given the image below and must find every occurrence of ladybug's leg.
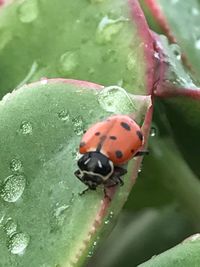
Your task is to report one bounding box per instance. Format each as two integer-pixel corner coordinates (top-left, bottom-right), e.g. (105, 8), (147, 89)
(114, 166), (127, 177)
(79, 187), (90, 196)
(74, 169), (82, 179)
(134, 150), (149, 157)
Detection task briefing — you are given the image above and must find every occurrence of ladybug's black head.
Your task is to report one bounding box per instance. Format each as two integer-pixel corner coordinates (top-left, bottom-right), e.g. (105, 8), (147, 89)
(77, 152), (114, 181)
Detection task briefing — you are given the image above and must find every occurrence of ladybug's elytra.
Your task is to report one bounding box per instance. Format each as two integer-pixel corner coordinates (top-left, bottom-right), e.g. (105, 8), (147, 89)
(74, 115), (148, 196)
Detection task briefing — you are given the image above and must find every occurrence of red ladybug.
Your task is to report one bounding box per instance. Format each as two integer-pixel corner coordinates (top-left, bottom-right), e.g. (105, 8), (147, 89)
(74, 115), (147, 195)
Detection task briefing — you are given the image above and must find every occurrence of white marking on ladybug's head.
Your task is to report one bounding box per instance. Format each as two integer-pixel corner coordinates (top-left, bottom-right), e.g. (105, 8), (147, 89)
(98, 160), (103, 168)
(82, 160), (114, 181)
(84, 158), (91, 165)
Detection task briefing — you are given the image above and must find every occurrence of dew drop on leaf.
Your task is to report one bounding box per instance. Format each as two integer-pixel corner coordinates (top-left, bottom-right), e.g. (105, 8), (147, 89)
(72, 116), (84, 136)
(17, 0), (39, 23)
(0, 174), (26, 203)
(4, 218), (17, 236)
(20, 121), (33, 135)
(104, 211), (114, 225)
(96, 16), (129, 44)
(10, 158), (23, 172)
(150, 127), (157, 137)
(58, 51), (78, 75)
(8, 232), (30, 255)
(98, 85), (136, 114)
(57, 110), (70, 122)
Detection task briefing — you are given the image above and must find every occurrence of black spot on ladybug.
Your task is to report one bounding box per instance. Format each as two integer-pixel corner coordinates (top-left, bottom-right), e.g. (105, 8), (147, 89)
(120, 122), (131, 131)
(83, 130), (87, 134)
(136, 130), (143, 141)
(110, 136), (117, 140)
(131, 149), (135, 153)
(115, 150), (123, 158)
(80, 142), (86, 147)
(95, 132), (100, 136)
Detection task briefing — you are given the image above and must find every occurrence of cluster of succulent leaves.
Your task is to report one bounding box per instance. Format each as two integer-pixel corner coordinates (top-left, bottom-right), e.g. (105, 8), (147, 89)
(0, 0), (200, 266)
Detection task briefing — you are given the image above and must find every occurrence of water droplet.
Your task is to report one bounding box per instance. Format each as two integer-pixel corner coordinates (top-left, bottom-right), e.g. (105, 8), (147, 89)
(0, 174), (26, 203)
(72, 116), (84, 136)
(96, 16), (129, 44)
(8, 232), (30, 255)
(87, 236), (100, 257)
(58, 51), (78, 75)
(98, 86), (136, 114)
(4, 218), (17, 236)
(10, 159), (23, 172)
(138, 167), (142, 174)
(104, 211), (114, 225)
(171, 44), (181, 60)
(57, 110), (70, 122)
(195, 38), (200, 50)
(17, 0), (38, 23)
(20, 121), (33, 135)
(150, 127), (157, 137)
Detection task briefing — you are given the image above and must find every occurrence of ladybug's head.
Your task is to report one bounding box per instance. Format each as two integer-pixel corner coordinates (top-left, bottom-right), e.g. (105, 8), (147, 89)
(77, 152), (114, 181)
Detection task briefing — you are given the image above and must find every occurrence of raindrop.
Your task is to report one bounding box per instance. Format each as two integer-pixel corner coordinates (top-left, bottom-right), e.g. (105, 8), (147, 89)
(10, 158), (23, 172)
(4, 218), (17, 236)
(104, 211), (114, 225)
(171, 44), (181, 60)
(98, 85), (136, 114)
(96, 16), (129, 44)
(0, 174), (26, 203)
(58, 51), (78, 75)
(150, 127), (157, 137)
(87, 237), (100, 257)
(17, 0), (39, 23)
(72, 116), (84, 136)
(19, 121), (33, 135)
(57, 110), (70, 122)
(195, 38), (200, 50)
(8, 232), (30, 255)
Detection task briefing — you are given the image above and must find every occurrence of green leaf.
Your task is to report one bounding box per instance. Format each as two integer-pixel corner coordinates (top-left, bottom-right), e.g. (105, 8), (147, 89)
(0, 0), (152, 97)
(138, 234), (200, 267)
(0, 79), (151, 266)
(141, 0), (200, 81)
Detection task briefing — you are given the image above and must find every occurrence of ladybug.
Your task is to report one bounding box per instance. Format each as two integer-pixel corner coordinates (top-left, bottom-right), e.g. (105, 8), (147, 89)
(74, 115), (148, 196)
